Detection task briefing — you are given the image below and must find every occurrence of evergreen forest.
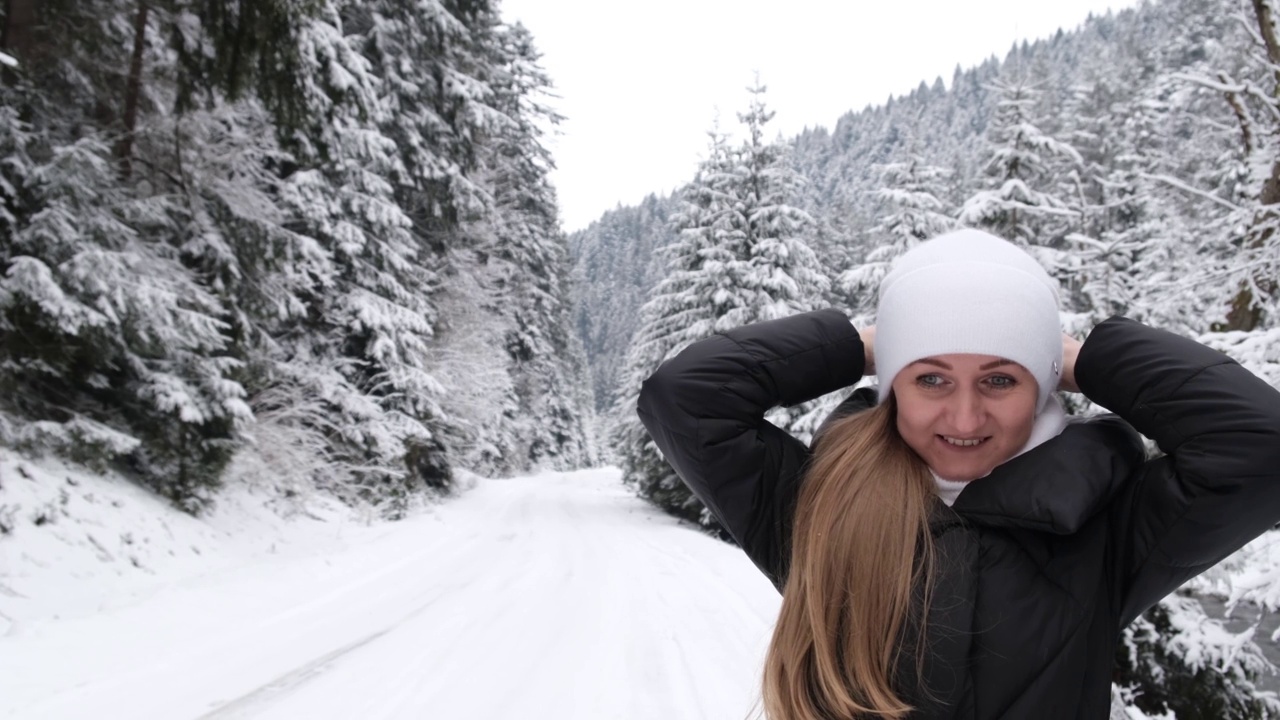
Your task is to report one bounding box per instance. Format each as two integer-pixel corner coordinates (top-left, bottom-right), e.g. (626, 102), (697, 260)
(0, 0), (595, 516)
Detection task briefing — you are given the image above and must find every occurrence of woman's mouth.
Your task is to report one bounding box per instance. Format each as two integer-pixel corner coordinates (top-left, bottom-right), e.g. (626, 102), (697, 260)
(940, 435), (989, 448)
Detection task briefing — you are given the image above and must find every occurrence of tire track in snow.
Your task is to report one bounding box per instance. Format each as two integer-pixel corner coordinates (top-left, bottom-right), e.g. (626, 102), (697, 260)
(196, 585), (453, 720)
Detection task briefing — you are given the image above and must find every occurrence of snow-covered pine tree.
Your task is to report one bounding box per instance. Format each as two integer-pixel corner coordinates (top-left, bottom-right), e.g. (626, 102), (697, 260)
(355, 0), (500, 247)
(1043, 76), (1156, 351)
(616, 85), (832, 530)
(0, 1), (255, 509)
(275, 3), (455, 515)
(150, 0), (366, 505)
(733, 82), (831, 329)
(727, 83), (833, 443)
(1114, 593), (1280, 719)
(610, 129), (739, 531)
(345, 0), (506, 477)
(465, 19), (594, 472)
(838, 153), (956, 322)
(958, 76), (1085, 304)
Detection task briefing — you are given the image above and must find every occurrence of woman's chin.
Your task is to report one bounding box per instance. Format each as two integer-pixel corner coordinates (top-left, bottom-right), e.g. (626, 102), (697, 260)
(929, 460), (992, 483)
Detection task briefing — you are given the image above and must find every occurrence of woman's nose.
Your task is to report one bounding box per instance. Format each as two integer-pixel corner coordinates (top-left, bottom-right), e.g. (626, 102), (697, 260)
(947, 389), (986, 433)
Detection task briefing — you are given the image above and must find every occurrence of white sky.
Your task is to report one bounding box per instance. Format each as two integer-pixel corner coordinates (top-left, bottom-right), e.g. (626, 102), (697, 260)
(498, 0), (1145, 232)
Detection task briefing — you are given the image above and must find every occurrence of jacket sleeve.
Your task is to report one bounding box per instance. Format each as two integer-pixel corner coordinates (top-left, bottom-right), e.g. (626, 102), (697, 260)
(636, 309), (865, 589)
(1076, 317), (1280, 627)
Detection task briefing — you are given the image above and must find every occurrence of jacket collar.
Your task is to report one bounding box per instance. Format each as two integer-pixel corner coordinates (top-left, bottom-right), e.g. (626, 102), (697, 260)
(946, 415), (1145, 534)
(821, 388), (1146, 535)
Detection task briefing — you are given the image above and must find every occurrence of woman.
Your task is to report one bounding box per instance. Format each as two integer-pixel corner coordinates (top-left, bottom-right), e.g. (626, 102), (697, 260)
(636, 229), (1280, 719)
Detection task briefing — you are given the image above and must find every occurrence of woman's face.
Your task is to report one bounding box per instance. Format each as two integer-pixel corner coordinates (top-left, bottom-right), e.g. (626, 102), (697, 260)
(891, 354), (1039, 482)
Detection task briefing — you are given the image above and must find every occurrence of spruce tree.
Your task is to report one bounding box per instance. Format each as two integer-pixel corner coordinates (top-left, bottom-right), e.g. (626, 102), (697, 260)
(467, 20), (593, 472)
(611, 130), (737, 531)
(839, 154), (956, 320)
(616, 85), (831, 530)
(958, 77), (1083, 250)
(0, 1), (253, 509)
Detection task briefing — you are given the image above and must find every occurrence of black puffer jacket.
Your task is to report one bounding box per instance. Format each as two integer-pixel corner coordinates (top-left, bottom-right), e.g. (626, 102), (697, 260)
(636, 309), (1280, 719)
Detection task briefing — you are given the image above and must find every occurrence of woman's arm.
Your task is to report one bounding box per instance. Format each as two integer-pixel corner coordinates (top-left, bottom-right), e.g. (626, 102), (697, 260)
(636, 309), (865, 588)
(1076, 317), (1280, 627)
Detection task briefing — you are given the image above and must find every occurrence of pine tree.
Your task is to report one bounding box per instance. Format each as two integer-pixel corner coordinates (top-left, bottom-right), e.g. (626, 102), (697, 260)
(465, 20), (593, 472)
(733, 82), (831, 330)
(0, 134), (249, 509)
(1183, 0), (1280, 336)
(615, 85), (831, 530)
(270, 3), (456, 514)
(959, 77), (1083, 248)
(0, 0), (258, 509)
(1115, 594), (1279, 719)
(839, 154), (956, 320)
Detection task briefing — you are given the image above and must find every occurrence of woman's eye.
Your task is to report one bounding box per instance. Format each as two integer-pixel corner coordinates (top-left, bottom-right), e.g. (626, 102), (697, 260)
(916, 374), (944, 388)
(986, 375), (1017, 389)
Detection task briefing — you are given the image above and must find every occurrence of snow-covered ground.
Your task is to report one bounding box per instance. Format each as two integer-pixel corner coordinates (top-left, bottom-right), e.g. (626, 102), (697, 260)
(1, 453), (781, 720)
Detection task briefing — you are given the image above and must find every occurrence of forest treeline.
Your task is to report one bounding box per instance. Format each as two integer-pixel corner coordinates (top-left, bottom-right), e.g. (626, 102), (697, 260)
(0, 0), (595, 515)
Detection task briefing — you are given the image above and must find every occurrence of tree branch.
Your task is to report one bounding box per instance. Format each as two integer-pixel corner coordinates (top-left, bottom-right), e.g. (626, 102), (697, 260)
(1139, 173), (1244, 212)
(1253, 0), (1280, 93)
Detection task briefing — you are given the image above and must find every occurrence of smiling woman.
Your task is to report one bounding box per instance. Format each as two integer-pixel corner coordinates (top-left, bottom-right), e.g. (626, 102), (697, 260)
(636, 229), (1280, 719)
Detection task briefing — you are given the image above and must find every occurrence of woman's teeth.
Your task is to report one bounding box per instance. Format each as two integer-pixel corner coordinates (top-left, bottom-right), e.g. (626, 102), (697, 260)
(943, 436), (986, 447)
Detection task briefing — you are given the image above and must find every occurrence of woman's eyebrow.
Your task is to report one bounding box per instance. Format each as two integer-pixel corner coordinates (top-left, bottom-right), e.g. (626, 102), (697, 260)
(908, 358), (1018, 371)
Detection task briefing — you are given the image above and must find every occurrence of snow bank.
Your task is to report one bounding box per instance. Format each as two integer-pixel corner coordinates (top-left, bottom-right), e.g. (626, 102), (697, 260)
(0, 448), (370, 633)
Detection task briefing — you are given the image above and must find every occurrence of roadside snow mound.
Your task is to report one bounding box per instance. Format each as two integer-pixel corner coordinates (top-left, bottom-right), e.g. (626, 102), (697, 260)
(0, 449), (369, 632)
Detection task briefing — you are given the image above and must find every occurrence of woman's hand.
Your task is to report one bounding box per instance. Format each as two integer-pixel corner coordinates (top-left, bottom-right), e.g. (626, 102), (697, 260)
(1059, 332), (1082, 393)
(859, 325), (876, 376)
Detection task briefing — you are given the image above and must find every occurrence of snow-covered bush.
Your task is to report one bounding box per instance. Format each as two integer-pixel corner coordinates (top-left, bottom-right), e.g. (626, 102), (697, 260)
(1115, 594), (1280, 719)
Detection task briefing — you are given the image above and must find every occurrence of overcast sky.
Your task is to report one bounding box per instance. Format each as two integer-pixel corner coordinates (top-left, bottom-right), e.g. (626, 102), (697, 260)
(498, 0), (1145, 232)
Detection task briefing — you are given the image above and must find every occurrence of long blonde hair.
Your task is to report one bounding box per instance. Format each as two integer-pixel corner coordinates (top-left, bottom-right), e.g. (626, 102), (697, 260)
(762, 398), (937, 719)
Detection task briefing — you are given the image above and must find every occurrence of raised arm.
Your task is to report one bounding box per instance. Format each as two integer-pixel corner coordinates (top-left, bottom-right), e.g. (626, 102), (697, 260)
(1075, 317), (1280, 626)
(636, 309), (865, 588)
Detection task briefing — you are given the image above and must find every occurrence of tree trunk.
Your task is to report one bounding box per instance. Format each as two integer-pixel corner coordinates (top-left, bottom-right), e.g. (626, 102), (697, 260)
(1, 0), (39, 83)
(116, 1), (149, 180)
(1, 0), (37, 57)
(1253, 0), (1280, 90)
(1221, 0), (1280, 331)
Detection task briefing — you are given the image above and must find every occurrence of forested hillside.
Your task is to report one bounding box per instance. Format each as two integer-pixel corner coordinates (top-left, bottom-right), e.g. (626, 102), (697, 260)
(577, 0), (1280, 480)
(569, 194), (677, 413)
(0, 0), (595, 515)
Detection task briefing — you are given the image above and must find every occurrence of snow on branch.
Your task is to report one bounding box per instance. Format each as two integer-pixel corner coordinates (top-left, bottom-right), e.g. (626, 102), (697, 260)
(1172, 71), (1251, 95)
(1139, 173), (1243, 212)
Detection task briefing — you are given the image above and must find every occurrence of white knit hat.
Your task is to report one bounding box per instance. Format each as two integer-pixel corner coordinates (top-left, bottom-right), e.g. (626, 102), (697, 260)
(875, 229), (1063, 412)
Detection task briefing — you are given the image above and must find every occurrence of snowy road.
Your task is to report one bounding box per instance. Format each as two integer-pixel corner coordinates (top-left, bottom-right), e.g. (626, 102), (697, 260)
(1, 468), (781, 720)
